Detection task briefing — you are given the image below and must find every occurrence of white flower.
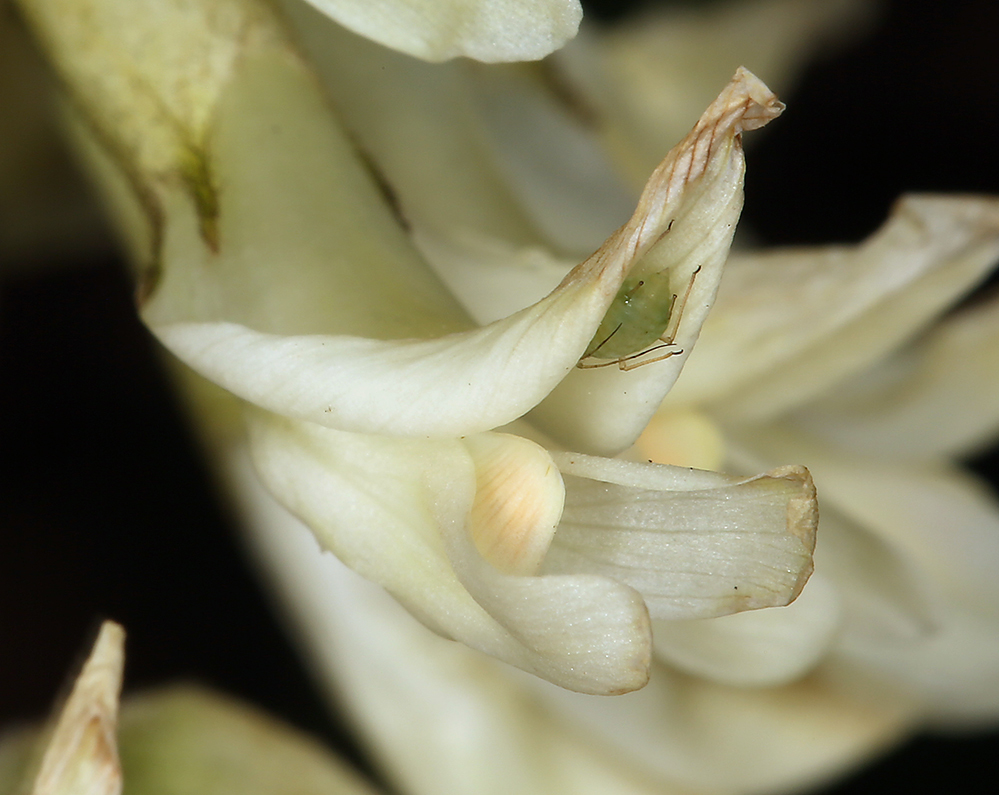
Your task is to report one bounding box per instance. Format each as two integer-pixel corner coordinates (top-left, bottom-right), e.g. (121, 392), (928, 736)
(14, 0), (821, 698)
(12, 0), (999, 793)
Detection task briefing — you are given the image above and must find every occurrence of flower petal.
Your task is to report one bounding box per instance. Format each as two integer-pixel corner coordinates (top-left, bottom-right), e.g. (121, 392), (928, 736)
(732, 425), (999, 723)
(529, 67), (784, 455)
(31, 622), (124, 795)
(243, 535), (673, 795)
(651, 574), (841, 688)
(296, 0), (581, 63)
(530, 663), (915, 795)
(152, 66), (781, 440)
(243, 416), (651, 694)
(667, 195), (999, 420)
(788, 293), (999, 460)
(545, 453), (817, 619)
(235, 455), (909, 795)
(274, 0), (548, 246)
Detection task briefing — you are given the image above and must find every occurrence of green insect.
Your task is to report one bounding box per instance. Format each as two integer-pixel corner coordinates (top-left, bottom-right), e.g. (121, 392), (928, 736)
(579, 257), (701, 371)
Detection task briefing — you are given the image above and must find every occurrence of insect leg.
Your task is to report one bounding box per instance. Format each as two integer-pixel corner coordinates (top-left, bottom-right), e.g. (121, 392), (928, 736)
(658, 265), (701, 347)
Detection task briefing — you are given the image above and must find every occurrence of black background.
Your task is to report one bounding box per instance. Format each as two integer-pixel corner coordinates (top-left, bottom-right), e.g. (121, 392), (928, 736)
(2, 1), (998, 793)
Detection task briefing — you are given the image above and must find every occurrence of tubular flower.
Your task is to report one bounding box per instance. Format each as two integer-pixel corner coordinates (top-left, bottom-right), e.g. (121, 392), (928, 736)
(11, 0), (999, 795)
(14, 0), (815, 698)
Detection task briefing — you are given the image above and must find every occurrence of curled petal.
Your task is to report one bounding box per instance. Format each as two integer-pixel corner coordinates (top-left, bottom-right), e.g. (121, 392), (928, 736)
(297, 0), (581, 63)
(668, 195), (999, 420)
(530, 67), (784, 455)
(154, 67), (780, 440)
(546, 454), (817, 619)
(244, 417), (651, 694)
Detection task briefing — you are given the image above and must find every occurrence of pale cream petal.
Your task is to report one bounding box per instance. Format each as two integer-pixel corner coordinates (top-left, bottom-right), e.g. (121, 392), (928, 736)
(153, 68), (780, 439)
(546, 453), (817, 619)
(242, 520), (688, 795)
(652, 574), (841, 688)
(31, 622), (124, 795)
(788, 293), (999, 460)
(235, 445), (911, 795)
(667, 196), (999, 421)
(829, 607), (999, 727)
(411, 229), (575, 325)
(297, 0), (581, 63)
(463, 63), (635, 254)
(529, 68), (784, 455)
(554, 0), (871, 184)
(243, 420), (651, 694)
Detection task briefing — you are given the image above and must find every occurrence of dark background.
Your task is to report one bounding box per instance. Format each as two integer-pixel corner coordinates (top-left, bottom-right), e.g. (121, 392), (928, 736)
(2, 0), (998, 793)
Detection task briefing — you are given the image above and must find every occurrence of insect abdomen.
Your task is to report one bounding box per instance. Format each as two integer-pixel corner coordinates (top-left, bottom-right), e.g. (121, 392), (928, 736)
(584, 275), (675, 360)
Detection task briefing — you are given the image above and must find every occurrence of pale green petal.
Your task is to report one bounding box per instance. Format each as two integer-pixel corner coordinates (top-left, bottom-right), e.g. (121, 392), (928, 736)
(530, 68), (784, 455)
(667, 196), (999, 421)
(243, 419), (651, 694)
(1, 685), (384, 795)
(153, 69), (780, 439)
(118, 687), (382, 795)
(234, 446), (909, 795)
(788, 293), (999, 460)
(547, 454), (817, 619)
(651, 575), (841, 688)
(554, 0), (870, 184)
(298, 0), (581, 63)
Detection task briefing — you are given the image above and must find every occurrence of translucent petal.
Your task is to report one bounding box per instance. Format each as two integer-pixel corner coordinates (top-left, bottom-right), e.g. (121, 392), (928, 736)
(546, 454), (817, 619)
(529, 662), (915, 795)
(668, 195), (999, 420)
(242, 534), (680, 795)
(280, 0), (632, 255)
(652, 574), (841, 687)
(133, 46), (644, 438)
(298, 0), (581, 63)
(243, 419), (651, 694)
(788, 294), (999, 460)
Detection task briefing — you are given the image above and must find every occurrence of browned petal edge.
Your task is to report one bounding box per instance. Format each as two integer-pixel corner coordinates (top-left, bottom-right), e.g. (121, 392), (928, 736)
(558, 67), (783, 294)
(768, 464), (819, 602)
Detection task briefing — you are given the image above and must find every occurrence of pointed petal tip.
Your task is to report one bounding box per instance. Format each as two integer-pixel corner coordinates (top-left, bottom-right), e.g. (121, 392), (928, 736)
(730, 66), (786, 131)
